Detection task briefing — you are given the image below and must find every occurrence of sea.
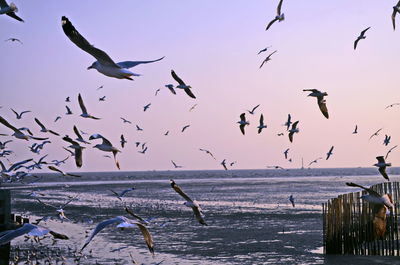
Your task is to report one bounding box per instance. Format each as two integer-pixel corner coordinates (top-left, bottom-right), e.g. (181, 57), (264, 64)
(3, 167), (400, 265)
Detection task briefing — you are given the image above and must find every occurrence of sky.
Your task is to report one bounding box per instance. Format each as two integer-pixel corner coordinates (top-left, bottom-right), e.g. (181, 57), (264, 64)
(1, 0), (400, 172)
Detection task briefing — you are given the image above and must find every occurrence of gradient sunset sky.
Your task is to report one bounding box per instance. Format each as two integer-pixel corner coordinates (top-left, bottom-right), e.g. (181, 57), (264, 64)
(1, 0), (400, 172)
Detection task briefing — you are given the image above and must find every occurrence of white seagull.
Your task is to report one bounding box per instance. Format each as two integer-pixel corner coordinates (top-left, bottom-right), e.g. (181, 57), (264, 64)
(0, 116), (48, 141)
(89, 134), (121, 169)
(303, 89), (329, 119)
(259, 50), (277, 68)
(237, 113), (249, 135)
(171, 70), (196, 99)
(34, 118), (60, 136)
(373, 156), (391, 181)
(257, 114), (267, 134)
(354, 27), (370, 50)
(326, 146), (334, 160)
(265, 0), (284, 31)
(346, 182), (394, 209)
(78, 93), (100, 120)
(288, 121), (299, 143)
(11, 108), (30, 119)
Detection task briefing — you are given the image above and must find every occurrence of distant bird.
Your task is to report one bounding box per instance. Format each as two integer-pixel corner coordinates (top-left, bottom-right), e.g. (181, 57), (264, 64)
(89, 134), (121, 169)
(97, 85), (104, 90)
(259, 50), (277, 68)
(303, 89), (329, 119)
(265, 0), (284, 31)
(110, 188), (135, 201)
(326, 146), (334, 160)
(78, 93), (100, 119)
(383, 135), (391, 146)
(189, 104), (198, 112)
(62, 136), (84, 168)
(73, 125), (90, 144)
(121, 117), (132, 124)
(289, 195), (295, 207)
(65, 97), (70, 102)
(171, 160), (182, 168)
(258, 46), (272, 55)
(120, 134), (127, 148)
(143, 103), (151, 112)
(237, 113), (249, 135)
(392, 1), (400, 30)
(99, 96), (106, 101)
(61, 16), (164, 80)
(155, 88), (161, 96)
(354, 27), (370, 50)
(199, 148), (216, 160)
(0, 140), (12, 150)
(288, 121), (299, 143)
(65, 105), (73, 115)
(283, 148), (289, 159)
(135, 142), (141, 148)
(346, 182), (394, 209)
(0, 116), (48, 141)
(257, 114), (267, 134)
(165, 84), (176, 95)
(369, 128), (383, 140)
(374, 156), (391, 181)
(284, 114), (292, 131)
(230, 161), (237, 167)
(352, 125), (358, 134)
(0, 0), (24, 22)
(308, 157), (322, 166)
(81, 216), (154, 254)
(247, 104), (260, 115)
(385, 102), (400, 109)
(171, 70), (196, 99)
(170, 179), (207, 225)
(267, 165), (285, 170)
(34, 118), (60, 136)
(136, 125), (143, 131)
(54, 116), (62, 122)
(164, 130), (169, 136)
(48, 165), (81, 178)
(51, 156), (69, 167)
(181, 125), (190, 133)
(5, 38), (22, 44)
(10, 108), (30, 119)
(138, 147), (148, 154)
(385, 145), (398, 160)
(221, 159), (228, 170)
(36, 196), (77, 220)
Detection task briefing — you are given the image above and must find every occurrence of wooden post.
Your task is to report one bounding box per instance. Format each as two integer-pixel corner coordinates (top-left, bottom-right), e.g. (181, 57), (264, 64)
(0, 190), (11, 265)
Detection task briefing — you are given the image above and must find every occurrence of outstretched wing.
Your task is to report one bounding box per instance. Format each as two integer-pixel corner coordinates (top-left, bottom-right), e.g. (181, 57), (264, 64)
(81, 217), (123, 251)
(78, 94), (88, 115)
(346, 182), (381, 197)
(171, 70), (186, 86)
(317, 97), (329, 119)
(135, 223), (154, 255)
(117, 57), (165, 69)
(170, 180), (193, 203)
(0, 116), (20, 133)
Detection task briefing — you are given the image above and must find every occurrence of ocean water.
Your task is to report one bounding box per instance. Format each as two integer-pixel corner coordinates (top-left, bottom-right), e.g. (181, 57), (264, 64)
(3, 168), (400, 265)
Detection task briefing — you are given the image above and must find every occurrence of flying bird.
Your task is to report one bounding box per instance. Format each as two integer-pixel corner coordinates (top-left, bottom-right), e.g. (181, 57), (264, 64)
(164, 130), (169, 136)
(221, 159), (228, 170)
(383, 135), (391, 146)
(189, 104), (198, 112)
(65, 97), (70, 102)
(36, 196), (77, 220)
(136, 125), (143, 131)
(284, 114), (292, 131)
(199, 148), (216, 160)
(0, 0), (24, 22)
(165, 84), (176, 95)
(346, 182), (394, 209)
(385, 145), (398, 160)
(73, 125), (90, 144)
(48, 165), (81, 178)
(352, 125), (358, 134)
(265, 0), (284, 31)
(143, 103), (151, 112)
(10, 108), (30, 119)
(181, 125), (190, 133)
(120, 117), (132, 124)
(170, 179), (207, 225)
(308, 157), (322, 166)
(374, 156), (391, 181)
(171, 70), (196, 99)
(99, 96), (106, 101)
(237, 113), (249, 135)
(65, 106), (73, 115)
(54, 116), (62, 122)
(369, 128), (383, 140)
(258, 46), (272, 55)
(89, 134), (121, 169)
(110, 187), (135, 201)
(259, 50), (277, 68)
(154, 88), (161, 96)
(326, 146), (334, 160)
(171, 160), (182, 168)
(354, 27), (370, 50)
(138, 146), (148, 154)
(385, 102), (400, 109)
(78, 93), (100, 119)
(5, 38), (22, 44)
(257, 114), (267, 134)
(303, 89), (329, 119)
(289, 195), (295, 207)
(0, 116), (48, 141)
(120, 134), (127, 148)
(283, 148), (289, 159)
(34, 118), (60, 136)
(288, 121), (299, 143)
(247, 104), (260, 115)
(62, 136), (84, 168)
(392, 1), (400, 30)
(61, 16), (164, 80)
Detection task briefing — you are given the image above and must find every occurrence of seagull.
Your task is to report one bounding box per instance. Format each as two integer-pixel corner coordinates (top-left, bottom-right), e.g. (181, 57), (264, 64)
(171, 70), (196, 99)
(155, 88), (161, 96)
(265, 0), (284, 31)
(303, 89), (329, 119)
(136, 125), (143, 131)
(99, 96), (106, 101)
(346, 182), (394, 209)
(120, 134), (127, 148)
(267, 165), (285, 169)
(326, 146), (334, 160)
(189, 104), (198, 112)
(374, 156), (391, 181)
(308, 157), (322, 166)
(165, 84), (176, 95)
(199, 148), (216, 160)
(284, 114), (292, 131)
(125, 207), (149, 225)
(221, 159), (228, 170)
(138, 146), (148, 154)
(73, 125), (90, 144)
(164, 130), (169, 136)
(392, 1), (400, 30)
(352, 125), (358, 134)
(247, 104), (260, 115)
(5, 38), (22, 44)
(283, 148), (289, 159)
(0, 0), (23, 22)
(181, 125), (190, 133)
(288, 121), (299, 143)
(369, 128), (383, 140)
(54, 116), (62, 122)
(237, 113), (249, 135)
(61, 16), (164, 80)
(81, 216), (154, 254)
(65, 97), (70, 102)
(96, 85), (104, 90)
(170, 179), (207, 225)
(257, 114), (267, 134)
(143, 103), (151, 112)
(383, 135), (391, 146)
(65, 106), (73, 115)
(0, 116), (48, 141)
(121, 117), (132, 124)
(110, 187), (135, 201)
(48, 165), (81, 178)
(89, 134), (121, 169)
(171, 160), (182, 168)
(36, 196), (77, 220)
(0, 224), (68, 246)
(0, 140), (12, 150)
(354, 27), (370, 50)
(259, 50), (277, 68)
(10, 108), (30, 119)
(0, 158), (33, 174)
(258, 46), (272, 55)
(289, 195), (295, 207)
(51, 156), (70, 167)
(230, 161), (237, 167)
(385, 102), (400, 109)
(62, 136), (84, 168)
(34, 118), (60, 136)
(386, 145), (398, 159)
(78, 93), (100, 119)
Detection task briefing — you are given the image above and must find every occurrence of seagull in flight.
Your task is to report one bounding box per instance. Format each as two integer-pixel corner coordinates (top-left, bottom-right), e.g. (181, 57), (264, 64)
(0, 0), (24, 22)
(36, 196), (77, 220)
(259, 50), (277, 68)
(62, 135), (84, 168)
(189, 104), (198, 112)
(257, 114), (267, 134)
(120, 117), (132, 124)
(78, 93), (100, 119)
(65, 106), (73, 115)
(385, 102), (400, 109)
(308, 157), (322, 166)
(346, 182), (394, 209)
(374, 156), (391, 181)
(5, 38), (22, 44)
(155, 88), (161, 96)
(165, 84), (176, 95)
(120, 134), (127, 148)
(48, 165), (81, 178)
(171, 70), (196, 99)
(34, 118), (60, 136)
(247, 104), (260, 115)
(110, 187), (135, 201)
(54, 116), (62, 122)
(73, 125), (90, 144)
(61, 16), (164, 80)
(171, 160), (182, 168)
(326, 146), (334, 160)
(0, 116), (48, 141)
(258, 46), (272, 55)
(284, 114), (292, 131)
(170, 179), (207, 225)
(392, 1), (400, 30)
(199, 148), (216, 160)
(138, 146), (148, 154)
(386, 145), (398, 159)
(89, 134), (121, 169)
(288, 121), (299, 143)
(237, 113), (249, 135)
(289, 195), (295, 207)
(143, 103), (151, 112)
(10, 108), (30, 119)
(136, 125), (143, 131)
(221, 159), (228, 170)
(354, 27), (370, 50)
(181, 125), (190, 133)
(303, 89), (329, 119)
(98, 96), (106, 101)
(352, 125), (358, 134)
(283, 148), (289, 159)
(369, 128), (383, 140)
(65, 96), (70, 102)
(383, 135), (391, 146)
(265, 0), (284, 31)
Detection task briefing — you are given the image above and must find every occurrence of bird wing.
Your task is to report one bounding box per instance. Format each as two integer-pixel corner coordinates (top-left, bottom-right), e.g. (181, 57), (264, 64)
(259, 114), (264, 125)
(124, 207), (147, 224)
(78, 94), (88, 115)
(288, 131), (294, 142)
(240, 124), (245, 135)
(135, 223), (154, 255)
(81, 217), (123, 251)
(0, 0), (8, 8)
(292, 121), (299, 129)
(75, 148), (83, 168)
(354, 38), (360, 50)
(116, 57), (165, 69)
(8, 159), (33, 172)
(48, 165), (64, 175)
(303, 89), (319, 93)
(184, 87), (196, 99)
(393, 7), (398, 30)
(379, 167), (390, 181)
(171, 70), (186, 86)
(61, 16), (118, 67)
(0, 224), (36, 245)
(65, 106), (72, 114)
(317, 97), (329, 119)
(119, 188), (134, 198)
(240, 113), (246, 122)
(266, 18), (278, 31)
(34, 118), (46, 131)
(62, 136), (79, 146)
(0, 116), (21, 133)
(252, 104), (260, 113)
(192, 207), (207, 226)
(376, 156), (385, 163)
(277, 0), (284, 15)
(346, 182), (381, 197)
(7, 12), (24, 22)
(35, 198), (57, 209)
(73, 126), (84, 140)
(170, 180), (193, 202)
(360, 27), (370, 36)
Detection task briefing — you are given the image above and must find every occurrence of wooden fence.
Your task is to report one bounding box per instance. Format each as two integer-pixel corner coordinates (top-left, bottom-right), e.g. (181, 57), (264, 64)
(323, 182), (400, 255)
